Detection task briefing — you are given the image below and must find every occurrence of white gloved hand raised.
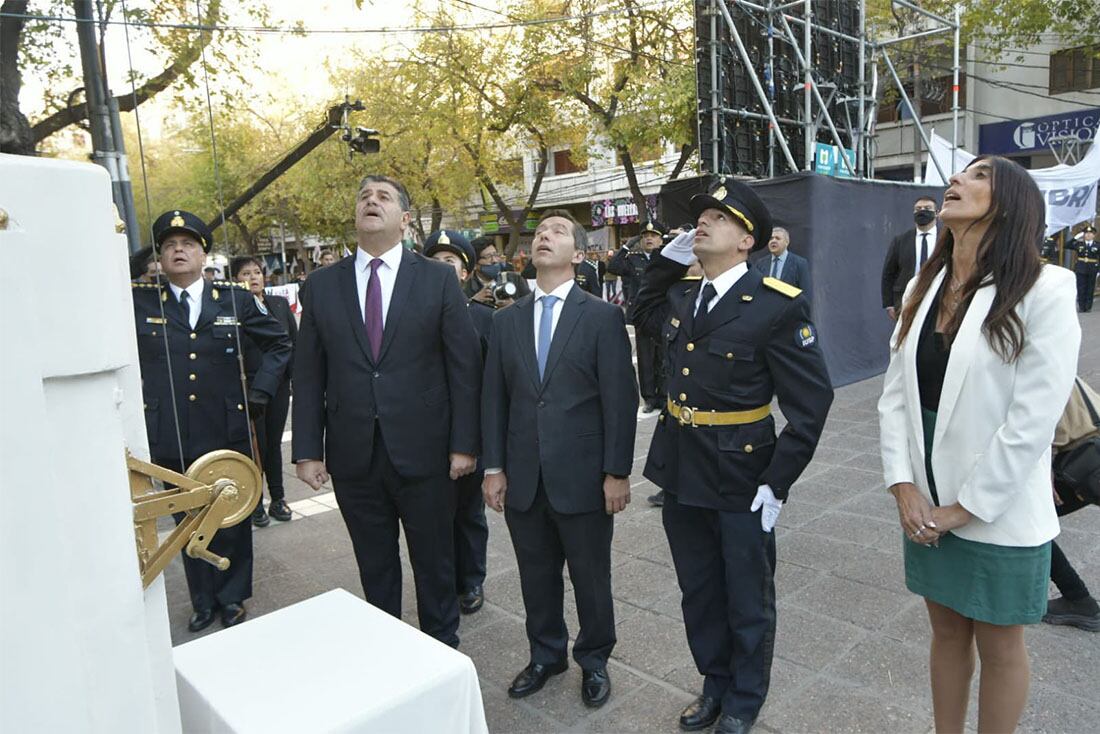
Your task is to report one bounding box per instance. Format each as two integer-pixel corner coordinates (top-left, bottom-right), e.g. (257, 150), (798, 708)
(750, 484), (784, 533)
(660, 228), (697, 266)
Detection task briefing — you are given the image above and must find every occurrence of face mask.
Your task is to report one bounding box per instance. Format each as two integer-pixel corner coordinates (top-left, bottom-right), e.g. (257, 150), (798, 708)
(914, 209), (936, 227)
(479, 262), (503, 279)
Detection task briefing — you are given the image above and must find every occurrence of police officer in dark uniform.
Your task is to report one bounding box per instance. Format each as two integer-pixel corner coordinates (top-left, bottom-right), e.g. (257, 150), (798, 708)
(632, 180), (833, 734)
(133, 210), (292, 632)
(610, 219), (669, 413)
(424, 229), (491, 615)
(1039, 236), (1059, 265)
(575, 252), (602, 297)
(1069, 224), (1099, 312)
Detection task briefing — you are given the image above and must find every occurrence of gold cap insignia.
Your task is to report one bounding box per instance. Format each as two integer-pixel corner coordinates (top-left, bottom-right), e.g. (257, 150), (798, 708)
(438, 230), (451, 245)
(713, 186), (727, 201)
(170, 215), (185, 228)
(645, 223), (655, 232)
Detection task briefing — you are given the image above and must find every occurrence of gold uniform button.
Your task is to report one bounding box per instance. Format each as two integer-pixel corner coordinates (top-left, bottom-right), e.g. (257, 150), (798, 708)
(659, 414), (666, 423)
(686, 343), (695, 352)
(682, 367), (690, 376)
(726, 353), (734, 360)
(744, 444), (754, 453)
(150, 330), (157, 336)
(237, 403), (244, 410)
(189, 373), (197, 381)
(189, 352), (197, 360)
(678, 392), (687, 402)
(188, 394), (196, 402)
(190, 332), (197, 340)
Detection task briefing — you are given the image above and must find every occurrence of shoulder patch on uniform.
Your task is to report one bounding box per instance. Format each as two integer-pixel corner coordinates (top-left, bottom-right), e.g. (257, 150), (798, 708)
(796, 323), (817, 348)
(763, 276), (801, 298)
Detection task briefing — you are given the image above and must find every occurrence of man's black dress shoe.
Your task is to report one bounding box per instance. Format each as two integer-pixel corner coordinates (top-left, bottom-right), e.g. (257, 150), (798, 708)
(581, 668), (611, 707)
(679, 695), (721, 731)
(268, 498), (292, 522)
(714, 713), (754, 734)
(251, 504), (270, 527)
(459, 585), (484, 615)
(647, 490), (665, 507)
(507, 661), (568, 698)
(221, 602), (247, 627)
(188, 608), (216, 632)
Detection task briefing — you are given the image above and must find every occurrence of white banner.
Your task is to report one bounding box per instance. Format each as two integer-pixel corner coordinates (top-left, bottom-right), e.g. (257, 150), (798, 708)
(921, 128), (1099, 235)
(265, 283), (301, 315)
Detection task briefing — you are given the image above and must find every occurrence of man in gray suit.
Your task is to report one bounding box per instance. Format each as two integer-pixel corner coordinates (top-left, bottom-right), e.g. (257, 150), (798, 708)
(482, 209), (638, 709)
(754, 227), (812, 307)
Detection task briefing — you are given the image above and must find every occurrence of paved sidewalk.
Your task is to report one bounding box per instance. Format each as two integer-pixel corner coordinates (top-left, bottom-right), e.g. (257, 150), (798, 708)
(166, 313), (1100, 733)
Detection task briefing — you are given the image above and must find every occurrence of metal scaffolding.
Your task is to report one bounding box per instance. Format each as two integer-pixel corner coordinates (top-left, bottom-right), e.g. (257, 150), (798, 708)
(703, 0), (962, 180)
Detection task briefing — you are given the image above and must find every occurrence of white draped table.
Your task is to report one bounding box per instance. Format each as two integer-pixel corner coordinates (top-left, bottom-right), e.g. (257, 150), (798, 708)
(174, 589), (488, 733)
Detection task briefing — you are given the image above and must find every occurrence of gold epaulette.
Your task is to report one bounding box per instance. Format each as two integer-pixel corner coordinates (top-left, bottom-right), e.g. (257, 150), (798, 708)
(213, 280), (248, 289)
(680, 275), (702, 281)
(762, 277), (801, 298)
(131, 281), (160, 289)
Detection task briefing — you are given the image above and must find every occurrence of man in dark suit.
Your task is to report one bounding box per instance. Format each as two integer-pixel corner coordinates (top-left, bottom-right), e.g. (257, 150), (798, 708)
(424, 229), (492, 616)
(292, 175), (482, 648)
(482, 209), (638, 708)
(610, 220), (668, 412)
(881, 196), (938, 320)
(133, 210), (292, 632)
(633, 179), (833, 734)
(753, 227), (812, 306)
(231, 255), (299, 526)
(575, 254), (602, 297)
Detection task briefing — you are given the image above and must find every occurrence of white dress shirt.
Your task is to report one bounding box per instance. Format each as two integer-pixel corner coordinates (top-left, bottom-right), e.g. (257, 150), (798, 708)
(169, 277), (205, 330)
(355, 242), (404, 326)
(694, 262), (748, 315)
(914, 225), (937, 268)
(532, 279), (575, 354)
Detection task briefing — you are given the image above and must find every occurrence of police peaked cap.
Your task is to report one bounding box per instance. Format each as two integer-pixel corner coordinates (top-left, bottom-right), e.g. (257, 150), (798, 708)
(639, 219), (669, 237)
(690, 177), (773, 252)
(152, 210), (213, 253)
(1085, 225), (1097, 234)
(424, 229), (475, 270)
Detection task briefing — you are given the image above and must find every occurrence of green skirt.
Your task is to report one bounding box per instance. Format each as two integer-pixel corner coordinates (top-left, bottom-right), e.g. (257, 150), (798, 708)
(903, 408), (1052, 626)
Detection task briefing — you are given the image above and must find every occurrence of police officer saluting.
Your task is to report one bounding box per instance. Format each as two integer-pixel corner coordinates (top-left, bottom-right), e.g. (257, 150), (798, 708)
(1070, 224), (1099, 312)
(132, 210), (292, 632)
(633, 179), (833, 734)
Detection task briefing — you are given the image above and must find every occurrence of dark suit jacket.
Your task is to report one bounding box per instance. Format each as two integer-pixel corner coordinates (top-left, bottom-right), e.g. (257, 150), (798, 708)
(292, 250), (482, 480)
(482, 285), (638, 514)
(633, 255), (833, 511)
(575, 259), (602, 297)
(241, 294), (298, 384)
(133, 280), (292, 461)
(881, 228), (930, 309)
(754, 250), (812, 305)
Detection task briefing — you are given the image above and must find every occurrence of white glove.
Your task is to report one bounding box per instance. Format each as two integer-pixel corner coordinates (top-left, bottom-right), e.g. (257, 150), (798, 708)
(660, 229), (697, 266)
(750, 485), (783, 533)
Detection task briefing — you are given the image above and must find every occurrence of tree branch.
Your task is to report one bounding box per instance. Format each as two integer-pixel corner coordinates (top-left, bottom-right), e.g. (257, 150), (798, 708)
(30, 0), (222, 145)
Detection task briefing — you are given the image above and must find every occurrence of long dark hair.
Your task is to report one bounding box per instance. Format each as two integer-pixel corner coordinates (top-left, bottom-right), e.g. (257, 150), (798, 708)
(895, 155), (1043, 362)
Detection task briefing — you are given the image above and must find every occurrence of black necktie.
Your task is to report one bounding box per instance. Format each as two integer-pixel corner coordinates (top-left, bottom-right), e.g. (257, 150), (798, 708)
(919, 233), (929, 267)
(179, 290), (191, 326)
(695, 283), (717, 332)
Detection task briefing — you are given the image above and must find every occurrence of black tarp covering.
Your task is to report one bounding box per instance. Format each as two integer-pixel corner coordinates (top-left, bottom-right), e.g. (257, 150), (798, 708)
(660, 172), (945, 387)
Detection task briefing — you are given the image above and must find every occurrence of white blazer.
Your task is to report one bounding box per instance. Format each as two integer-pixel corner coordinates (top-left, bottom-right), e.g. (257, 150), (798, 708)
(878, 266), (1080, 547)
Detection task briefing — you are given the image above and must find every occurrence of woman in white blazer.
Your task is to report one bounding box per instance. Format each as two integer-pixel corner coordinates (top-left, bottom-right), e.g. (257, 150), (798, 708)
(878, 156), (1080, 734)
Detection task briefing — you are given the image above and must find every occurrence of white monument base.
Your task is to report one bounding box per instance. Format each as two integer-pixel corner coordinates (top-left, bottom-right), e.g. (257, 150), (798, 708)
(173, 589), (489, 734)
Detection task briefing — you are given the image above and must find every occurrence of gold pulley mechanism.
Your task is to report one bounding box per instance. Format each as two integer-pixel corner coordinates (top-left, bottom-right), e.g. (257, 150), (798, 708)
(128, 450), (261, 588)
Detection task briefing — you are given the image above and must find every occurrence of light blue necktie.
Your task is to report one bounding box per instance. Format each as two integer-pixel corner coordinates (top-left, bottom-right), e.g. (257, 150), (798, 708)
(770, 256), (779, 278)
(537, 295), (559, 380)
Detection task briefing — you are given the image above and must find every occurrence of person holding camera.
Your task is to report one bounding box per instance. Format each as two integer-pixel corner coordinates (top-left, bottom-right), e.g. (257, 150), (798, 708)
(466, 236), (531, 308)
(424, 229), (492, 616)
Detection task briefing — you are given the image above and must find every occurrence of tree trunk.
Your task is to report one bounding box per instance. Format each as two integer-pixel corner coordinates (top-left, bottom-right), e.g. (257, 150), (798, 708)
(0, 1), (34, 155)
(229, 214), (256, 254)
(430, 196), (443, 233)
(668, 142), (695, 180)
(505, 145), (551, 257)
(618, 146), (650, 222)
